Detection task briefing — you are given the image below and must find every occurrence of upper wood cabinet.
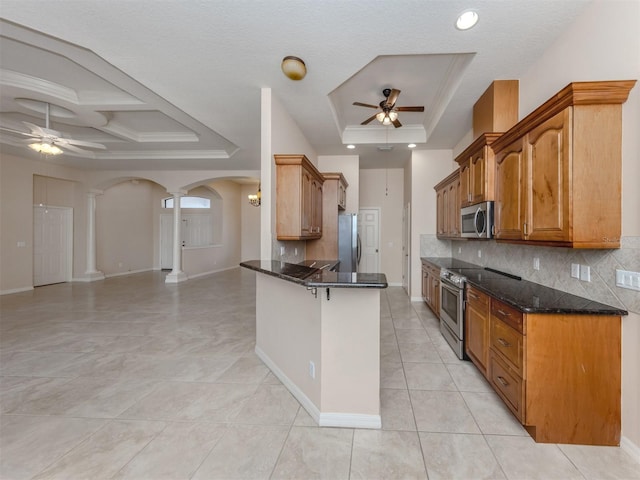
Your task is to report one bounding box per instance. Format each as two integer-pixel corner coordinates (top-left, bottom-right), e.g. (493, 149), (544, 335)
(306, 172), (348, 259)
(492, 80), (636, 248)
(434, 170), (460, 239)
(275, 154), (324, 240)
(456, 133), (501, 207)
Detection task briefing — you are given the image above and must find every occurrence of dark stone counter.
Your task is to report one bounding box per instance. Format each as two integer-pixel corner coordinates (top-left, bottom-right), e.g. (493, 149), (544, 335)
(240, 260), (388, 289)
(421, 257), (627, 316)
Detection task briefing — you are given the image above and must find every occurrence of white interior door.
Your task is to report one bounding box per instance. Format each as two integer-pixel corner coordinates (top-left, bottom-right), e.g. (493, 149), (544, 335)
(358, 208), (380, 274)
(402, 203), (410, 294)
(33, 206), (72, 286)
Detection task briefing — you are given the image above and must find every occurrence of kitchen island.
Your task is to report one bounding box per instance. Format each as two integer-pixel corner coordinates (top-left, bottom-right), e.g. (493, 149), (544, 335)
(240, 260), (388, 428)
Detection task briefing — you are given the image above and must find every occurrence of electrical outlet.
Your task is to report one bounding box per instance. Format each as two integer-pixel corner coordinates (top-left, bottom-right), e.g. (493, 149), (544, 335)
(533, 257), (540, 271)
(616, 269), (640, 291)
(571, 263), (580, 279)
(458, 247), (462, 254)
(280, 246), (285, 256)
(580, 265), (591, 282)
(309, 361), (315, 379)
(294, 247), (298, 256)
(477, 249), (482, 258)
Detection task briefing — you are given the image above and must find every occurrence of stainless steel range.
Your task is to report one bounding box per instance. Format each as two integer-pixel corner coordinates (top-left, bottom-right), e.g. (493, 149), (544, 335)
(439, 268), (468, 359)
(439, 266), (521, 359)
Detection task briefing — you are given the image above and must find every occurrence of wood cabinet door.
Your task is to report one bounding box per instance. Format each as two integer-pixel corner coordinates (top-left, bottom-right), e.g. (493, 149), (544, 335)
(495, 139), (525, 240)
(470, 149), (487, 205)
(459, 159), (471, 207)
(312, 178), (323, 235)
(447, 180), (459, 236)
(525, 109), (572, 242)
(436, 187), (445, 236)
(465, 288), (490, 377)
(422, 267), (428, 302)
(301, 169), (313, 236)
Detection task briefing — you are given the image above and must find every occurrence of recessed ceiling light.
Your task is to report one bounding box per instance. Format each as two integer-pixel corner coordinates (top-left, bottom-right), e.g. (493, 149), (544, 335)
(408, 143), (416, 148)
(456, 10), (479, 30)
(347, 144), (355, 149)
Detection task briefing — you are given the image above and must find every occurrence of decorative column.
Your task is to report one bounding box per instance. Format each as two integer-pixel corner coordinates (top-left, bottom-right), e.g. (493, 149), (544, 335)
(165, 191), (188, 284)
(84, 189), (105, 281)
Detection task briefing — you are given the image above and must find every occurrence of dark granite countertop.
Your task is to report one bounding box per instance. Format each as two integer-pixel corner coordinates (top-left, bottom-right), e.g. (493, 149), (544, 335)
(239, 260), (388, 289)
(421, 257), (627, 316)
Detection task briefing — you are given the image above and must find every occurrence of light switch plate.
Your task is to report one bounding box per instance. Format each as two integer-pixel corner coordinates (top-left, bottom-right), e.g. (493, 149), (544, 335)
(580, 265), (591, 282)
(533, 257), (540, 271)
(616, 269), (640, 291)
(571, 264), (580, 278)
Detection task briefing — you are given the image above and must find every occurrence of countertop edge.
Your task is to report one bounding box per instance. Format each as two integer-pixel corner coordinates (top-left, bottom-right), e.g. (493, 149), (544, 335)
(240, 261), (388, 289)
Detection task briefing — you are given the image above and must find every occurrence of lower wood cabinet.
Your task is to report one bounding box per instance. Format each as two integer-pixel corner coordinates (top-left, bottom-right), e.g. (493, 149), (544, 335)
(464, 285), (490, 377)
(476, 294), (622, 445)
(421, 260), (440, 317)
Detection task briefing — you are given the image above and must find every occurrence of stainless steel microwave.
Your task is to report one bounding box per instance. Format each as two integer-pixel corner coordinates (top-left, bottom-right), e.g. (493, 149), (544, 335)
(461, 202), (493, 239)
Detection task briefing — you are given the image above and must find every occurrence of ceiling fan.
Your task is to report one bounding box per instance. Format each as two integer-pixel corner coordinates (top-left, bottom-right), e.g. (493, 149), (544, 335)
(0, 102), (106, 156)
(353, 88), (424, 128)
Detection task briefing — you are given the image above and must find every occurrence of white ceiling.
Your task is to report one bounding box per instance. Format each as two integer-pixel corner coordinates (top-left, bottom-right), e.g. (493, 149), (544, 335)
(0, 1), (591, 170)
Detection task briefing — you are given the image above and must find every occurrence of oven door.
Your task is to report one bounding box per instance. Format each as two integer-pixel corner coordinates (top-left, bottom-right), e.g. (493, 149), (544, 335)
(439, 280), (464, 340)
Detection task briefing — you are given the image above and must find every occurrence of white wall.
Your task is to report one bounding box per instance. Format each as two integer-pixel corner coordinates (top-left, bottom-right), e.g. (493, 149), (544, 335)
(359, 169), (404, 284)
(241, 183), (261, 261)
(409, 150), (456, 299)
(95, 180), (158, 276)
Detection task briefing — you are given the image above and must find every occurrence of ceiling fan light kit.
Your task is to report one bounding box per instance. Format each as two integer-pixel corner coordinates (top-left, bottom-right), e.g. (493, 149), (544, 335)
(353, 88), (424, 128)
(29, 141), (62, 155)
(281, 56), (307, 80)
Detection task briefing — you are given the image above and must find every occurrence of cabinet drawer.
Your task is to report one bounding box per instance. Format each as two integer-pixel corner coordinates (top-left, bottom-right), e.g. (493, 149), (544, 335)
(491, 316), (524, 375)
(491, 300), (523, 333)
(489, 352), (525, 422)
(466, 285), (489, 308)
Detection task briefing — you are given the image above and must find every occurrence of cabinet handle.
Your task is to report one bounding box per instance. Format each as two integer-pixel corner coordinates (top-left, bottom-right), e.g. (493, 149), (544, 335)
(496, 376), (509, 387)
(497, 338), (511, 348)
(497, 309), (511, 317)
(523, 222), (528, 236)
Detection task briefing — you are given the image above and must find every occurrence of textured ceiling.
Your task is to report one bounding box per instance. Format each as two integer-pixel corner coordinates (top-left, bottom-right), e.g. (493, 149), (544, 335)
(0, 1), (591, 169)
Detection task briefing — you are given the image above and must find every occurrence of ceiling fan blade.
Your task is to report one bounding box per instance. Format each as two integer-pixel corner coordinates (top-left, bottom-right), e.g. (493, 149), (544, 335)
(353, 102), (380, 109)
(0, 126), (40, 138)
(361, 113), (378, 125)
(385, 89), (401, 108)
(60, 143), (93, 155)
(22, 122), (47, 136)
(60, 138), (106, 150)
(395, 106), (425, 112)
(392, 118), (402, 128)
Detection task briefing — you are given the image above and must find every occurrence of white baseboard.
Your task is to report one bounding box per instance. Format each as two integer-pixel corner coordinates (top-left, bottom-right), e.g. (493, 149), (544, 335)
(621, 435), (640, 463)
(410, 296), (424, 302)
(387, 282), (403, 287)
(104, 268), (153, 279)
(255, 345), (382, 429)
(255, 346), (321, 424)
(319, 412), (381, 429)
(187, 265), (238, 280)
(0, 286), (34, 296)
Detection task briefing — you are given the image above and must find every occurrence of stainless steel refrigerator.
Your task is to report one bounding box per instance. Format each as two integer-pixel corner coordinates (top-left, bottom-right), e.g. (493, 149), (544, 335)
(337, 213), (360, 272)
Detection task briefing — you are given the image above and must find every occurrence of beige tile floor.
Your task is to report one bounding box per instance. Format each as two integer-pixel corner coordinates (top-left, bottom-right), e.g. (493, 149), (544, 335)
(1, 268), (639, 480)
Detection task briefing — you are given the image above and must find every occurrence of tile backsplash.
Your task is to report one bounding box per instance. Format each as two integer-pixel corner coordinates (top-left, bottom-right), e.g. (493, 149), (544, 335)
(421, 234), (640, 314)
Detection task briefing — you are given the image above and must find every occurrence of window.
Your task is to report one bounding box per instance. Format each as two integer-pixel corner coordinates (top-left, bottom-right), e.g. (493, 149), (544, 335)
(163, 196), (211, 209)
